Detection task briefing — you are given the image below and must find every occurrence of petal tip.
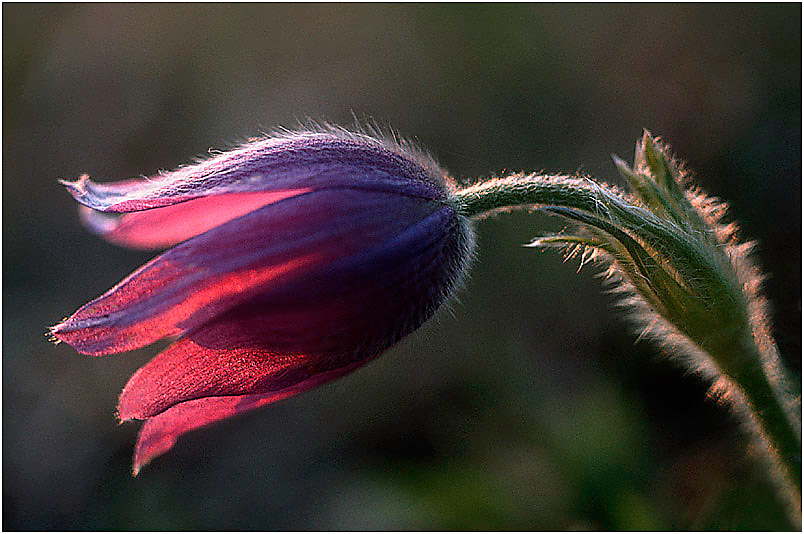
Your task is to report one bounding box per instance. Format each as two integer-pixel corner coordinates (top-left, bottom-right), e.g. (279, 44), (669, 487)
(46, 323), (62, 344)
(118, 385), (153, 423)
(49, 317), (71, 339)
(60, 174), (91, 198)
(115, 409), (131, 425)
(131, 443), (162, 477)
(49, 317), (116, 357)
(116, 400), (137, 423)
(48, 319), (73, 345)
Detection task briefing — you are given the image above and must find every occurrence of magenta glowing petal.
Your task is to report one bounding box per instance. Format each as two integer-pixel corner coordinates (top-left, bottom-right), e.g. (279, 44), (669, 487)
(53, 127), (476, 473)
(130, 362), (363, 476)
(76, 190), (308, 250)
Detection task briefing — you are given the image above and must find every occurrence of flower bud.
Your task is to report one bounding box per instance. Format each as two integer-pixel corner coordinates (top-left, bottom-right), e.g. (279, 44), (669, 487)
(53, 127), (475, 474)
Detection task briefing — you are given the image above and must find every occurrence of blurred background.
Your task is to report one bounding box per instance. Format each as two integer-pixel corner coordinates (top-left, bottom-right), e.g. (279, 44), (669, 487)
(3, 4), (800, 530)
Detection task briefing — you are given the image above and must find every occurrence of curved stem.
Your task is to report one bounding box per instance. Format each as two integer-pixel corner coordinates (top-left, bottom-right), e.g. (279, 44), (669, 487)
(451, 173), (802, 526)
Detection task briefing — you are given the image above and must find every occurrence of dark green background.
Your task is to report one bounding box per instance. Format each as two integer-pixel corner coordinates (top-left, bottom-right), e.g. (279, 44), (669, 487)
(4, 3), (800, 530)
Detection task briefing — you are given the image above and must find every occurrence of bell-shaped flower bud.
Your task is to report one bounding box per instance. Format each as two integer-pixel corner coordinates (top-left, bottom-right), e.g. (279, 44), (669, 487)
(53, 128), (475, 474)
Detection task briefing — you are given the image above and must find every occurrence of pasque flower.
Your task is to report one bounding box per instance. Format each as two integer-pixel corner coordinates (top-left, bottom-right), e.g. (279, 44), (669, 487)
(53, 128), (475, 474)
(54, 126), (799, 525)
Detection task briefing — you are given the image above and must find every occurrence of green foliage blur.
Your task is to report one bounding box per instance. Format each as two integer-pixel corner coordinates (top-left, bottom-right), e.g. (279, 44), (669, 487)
(3, 4), (800, 530)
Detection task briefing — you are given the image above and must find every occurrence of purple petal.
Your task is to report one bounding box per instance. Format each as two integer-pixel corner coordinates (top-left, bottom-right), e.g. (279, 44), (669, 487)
(52, 189), (445, 355)
(61, 133), (445, 214)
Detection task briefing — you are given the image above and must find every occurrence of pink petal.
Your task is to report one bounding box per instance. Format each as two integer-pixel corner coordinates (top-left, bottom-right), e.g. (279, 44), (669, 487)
(79, 190), (309, 250)
(131, 361), (364, 476)
(52, 189), (442, 355)
(117, 332), (320, 421)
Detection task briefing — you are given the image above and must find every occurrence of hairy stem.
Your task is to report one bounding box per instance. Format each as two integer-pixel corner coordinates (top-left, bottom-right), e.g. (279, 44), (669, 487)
(451, 171), (801, 525)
